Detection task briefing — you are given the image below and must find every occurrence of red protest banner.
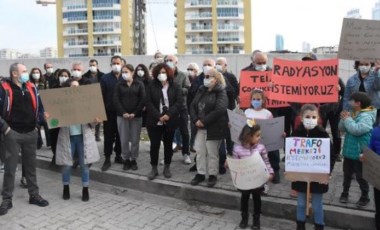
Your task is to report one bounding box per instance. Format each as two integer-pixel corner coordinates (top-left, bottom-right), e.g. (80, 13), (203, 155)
(239, 71), (289, 109)
(269, 58), (339, 103)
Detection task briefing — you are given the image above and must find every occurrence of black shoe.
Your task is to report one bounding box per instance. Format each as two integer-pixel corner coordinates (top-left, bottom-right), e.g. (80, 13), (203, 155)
(148, 166), (158, 180)
(63, 185), (70, 200)
(101, 157), (111, 171)
(207, 175), (217, 187)
(296, 221), (306, 230)
(163, 165), (172, 178)
(190, 174), (205, 186)
(114, 156), (124, 164)
(95, 136), (101, 142)
(219, 166), (226, 175)
(239, 213), (248, 229)
(130, 160), (138, 171)
(314, 223), (324, 230)
(123, 160), (131, 170)
(82, 187), (89, 202)
(0, 199), (12, 216)
(252, 214), (260, 229)
(29, 195), (49, 207)
(272, 171), (280, 184)
(189, 164), (197, 172)
(20, 177), (28, 189)
(339, 192), (348, 203)
(356, 195), (370, 207)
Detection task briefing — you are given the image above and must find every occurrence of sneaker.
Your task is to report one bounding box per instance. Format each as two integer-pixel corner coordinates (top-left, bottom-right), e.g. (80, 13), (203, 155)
(207, 175), (217, 187)
(0, 199), (12, 216)
(29, 195), (49, 207)
(20, 177), (27, 189)
(262, 183), (269, 195)
(356, 195), (370, 207)
(114, 156), (124, 164)
(130, 160), (138, 171)
(183, 155), (192, 164)
(339, 192), (349, 203)
(191, 174), (205, 186)
(123, 160), (131, 170)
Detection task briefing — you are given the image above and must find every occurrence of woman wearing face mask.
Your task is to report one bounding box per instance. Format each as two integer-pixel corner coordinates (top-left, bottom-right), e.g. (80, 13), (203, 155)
(133, 64), (151, 128)
(189, 69), (228, 188)
(290, 104), (336, 230)
(343, 60), (380, 124)
(145, 63), (182, 180)
(114, 64), (146, 171)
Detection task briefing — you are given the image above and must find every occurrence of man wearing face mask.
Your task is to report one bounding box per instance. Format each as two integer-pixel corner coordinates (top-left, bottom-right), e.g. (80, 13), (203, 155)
(43, 62), (59, 89)
(100, 56), (124, 171)
(0, 63), (49, 215)
(83, 59), (104, 84)
(71, 62), (90, 86)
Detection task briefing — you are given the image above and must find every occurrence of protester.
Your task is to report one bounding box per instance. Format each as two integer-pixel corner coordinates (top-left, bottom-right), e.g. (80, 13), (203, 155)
(233, 121), (274, 229)
(165, 55), (191, 164)
(114, 64), (146, 171)
(186, 62), (200, 154)
(291, 104), (335, 230)
(190, 68), (228, 187)
(145, 63), (182, 180)
(0, 63), (49, 216)
(339, 92), (376, 207)
(43, 62), (56, 88)
(52, 79), (100, 201)
(100, 56), (123, 171)
(133, 64), (151, 127)
(71, 62), (90, 85)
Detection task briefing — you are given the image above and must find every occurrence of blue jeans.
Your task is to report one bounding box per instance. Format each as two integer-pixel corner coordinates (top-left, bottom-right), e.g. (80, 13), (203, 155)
(297, 192), (324, 225)
(173, 128), (182, 146)
(62, 135), (89, 187)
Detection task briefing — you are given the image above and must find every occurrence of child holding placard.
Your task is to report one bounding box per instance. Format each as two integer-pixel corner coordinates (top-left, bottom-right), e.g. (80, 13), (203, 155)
(291, 104), (335, 230)
(232, 120), (274, 229)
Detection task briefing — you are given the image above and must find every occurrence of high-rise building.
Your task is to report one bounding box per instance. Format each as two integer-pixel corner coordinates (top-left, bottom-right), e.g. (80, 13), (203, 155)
(275, 34), (284, 51)
(175, 0), (252, 55)
(302, 42), (311, 52)
(346, 8), (361, 19)
(56, 0), (146, 58)
(373, 1), (380, 20)
(40, 47), (58, 58)
(0, 49), (21, 59)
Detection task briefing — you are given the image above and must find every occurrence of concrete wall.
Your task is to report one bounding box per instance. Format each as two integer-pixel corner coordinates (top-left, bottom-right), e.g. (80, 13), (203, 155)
(0, 54), (356, 83)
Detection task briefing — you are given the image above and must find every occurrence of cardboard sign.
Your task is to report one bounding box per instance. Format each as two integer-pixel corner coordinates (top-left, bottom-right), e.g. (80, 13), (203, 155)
(227, 154), (270, 190)
(338, 18), (380, 61)
(239, 71), (289, 109)
(39, 84), (107, 128)
(285, 137), (330, 174)
(269, 58), (339, 103)
(227, 110), (285, 152)
(363, 147), (380, 190)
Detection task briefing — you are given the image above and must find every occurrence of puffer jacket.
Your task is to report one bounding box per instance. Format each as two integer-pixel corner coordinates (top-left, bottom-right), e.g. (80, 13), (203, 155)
(232, 143), (274, 174)
(56, 124), (100, 166)
(339, 106), (377, 160)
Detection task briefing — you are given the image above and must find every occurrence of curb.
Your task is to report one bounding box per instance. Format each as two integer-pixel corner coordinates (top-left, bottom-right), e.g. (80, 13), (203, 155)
(35, 156), (376, 230)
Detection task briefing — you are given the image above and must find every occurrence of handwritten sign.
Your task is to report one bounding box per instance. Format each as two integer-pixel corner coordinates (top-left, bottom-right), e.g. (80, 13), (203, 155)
(39, 84), (107, 128)
(269, 58), (339, 103)
(285, 137), (330, 174)
(363, 147), (380, 190)
(227, 110), (285, 152)
(338, 18), (380, 61)
(239, 71), (288, 109)
(227, 154), (270, 190)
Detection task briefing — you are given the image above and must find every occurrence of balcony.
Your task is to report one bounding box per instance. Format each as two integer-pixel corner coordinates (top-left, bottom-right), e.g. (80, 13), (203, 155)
(186, 37), (213, 44)
(64, 41), (88, 48)
(93, 27), (121, 34)
(63, 29), (88, 36)
(93, 15), (120, 22)
(217, 24), (242, 31)
(94, 53), (113, 56)
(63, 5), (87, 12)
(190, 50), (213, 54)
(185, 25), (212, 32)
(217, 0), (243, 7)
(68, 53), (88, 57)
(93, 40), (117, 46)
(185, 12), (212, 20)
(217, 37), (244, 43)
(185, 0), (212, 8)
(217, 13), (244, 19)
(63, 17), (87, 24)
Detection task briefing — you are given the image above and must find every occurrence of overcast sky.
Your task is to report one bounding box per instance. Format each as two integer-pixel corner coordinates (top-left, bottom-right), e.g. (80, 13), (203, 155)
(0, 0), (378, 55)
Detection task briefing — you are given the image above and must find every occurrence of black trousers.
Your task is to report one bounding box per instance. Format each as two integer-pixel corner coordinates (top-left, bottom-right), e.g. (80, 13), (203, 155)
(375, 187), (380, 230)
(95, 123), (100, 138)
(147, 125), (175, 166)
(49, 127), (60, 156)
(268, 150), (280, 172)
(103, 110), (121, 158)
(240, 187), (263, 216)
(178, 108), (190, 155)
(343, 158), (369, 195)
(321, 109), (342, 157)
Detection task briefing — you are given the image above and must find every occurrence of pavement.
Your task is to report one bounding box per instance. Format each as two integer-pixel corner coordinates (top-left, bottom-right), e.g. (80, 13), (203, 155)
(30, 128), (377, 230)
(0, 168), (343, 230)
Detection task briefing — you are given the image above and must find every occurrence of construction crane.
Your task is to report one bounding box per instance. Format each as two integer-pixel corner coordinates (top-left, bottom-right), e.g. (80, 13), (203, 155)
(36, 0), (173, 6)
(36, 0), (56, 6)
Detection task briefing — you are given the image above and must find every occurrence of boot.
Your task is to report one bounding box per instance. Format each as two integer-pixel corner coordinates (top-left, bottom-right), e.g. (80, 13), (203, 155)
(101, 156), (111, 171)
(239, 212), (248, 229)
(272, 171), (280, 184)
(314, 223), (324, 230)
(251, 214), (260, 229)
(148, 166), (158, 180)
(163, 165), (172, 178)
(296, 221), (306, 230)
(82, 187), (89, 202)
(63, 185), (70, 200)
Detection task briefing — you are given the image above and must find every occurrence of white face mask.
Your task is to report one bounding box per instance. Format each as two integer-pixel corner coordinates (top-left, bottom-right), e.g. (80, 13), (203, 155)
(46, 67), (54, 74)
(359, 66), (370, 74)
(32, 73), (40, 80)
(72, 70), (82, 79)
(203, 65), (212, 73)
(215, 64), (223, 72)
(112, 64), (121, 73)
(59, 76), (68, 85)
(204, 78), (212, 87)
(303, 118), (318, 130)
(122, 73), (132, 81)
(137, 70), (145, 77)
(89, 66), (97, 73)
(255, 64), (267, 72)
(158, 73), (167, 82)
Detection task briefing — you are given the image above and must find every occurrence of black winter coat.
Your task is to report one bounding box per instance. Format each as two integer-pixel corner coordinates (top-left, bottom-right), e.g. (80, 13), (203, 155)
(145, 79), (182, 129)
(290, 124), (336, 194)
(113, 80), (146, 117)
(190, 84), (228, 140)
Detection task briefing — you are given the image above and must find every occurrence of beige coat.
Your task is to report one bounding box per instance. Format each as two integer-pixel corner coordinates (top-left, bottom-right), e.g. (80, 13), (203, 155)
(55, 124), (100, 166)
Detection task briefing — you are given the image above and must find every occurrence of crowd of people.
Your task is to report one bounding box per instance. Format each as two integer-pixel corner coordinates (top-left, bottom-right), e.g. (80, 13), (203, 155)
(0, 50), (378, 230)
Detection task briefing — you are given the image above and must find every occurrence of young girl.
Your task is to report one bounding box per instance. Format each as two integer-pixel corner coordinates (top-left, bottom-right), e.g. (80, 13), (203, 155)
(232, 121), (274, 229)
(290, 104), (335, 230)
(52, 79), (100, 201)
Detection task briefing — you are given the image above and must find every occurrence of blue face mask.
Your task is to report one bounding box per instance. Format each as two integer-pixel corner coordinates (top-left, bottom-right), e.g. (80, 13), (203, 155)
(251, 100), (262, 109)
(166, 61), (175, 69)
(20, 73), (29, 84)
